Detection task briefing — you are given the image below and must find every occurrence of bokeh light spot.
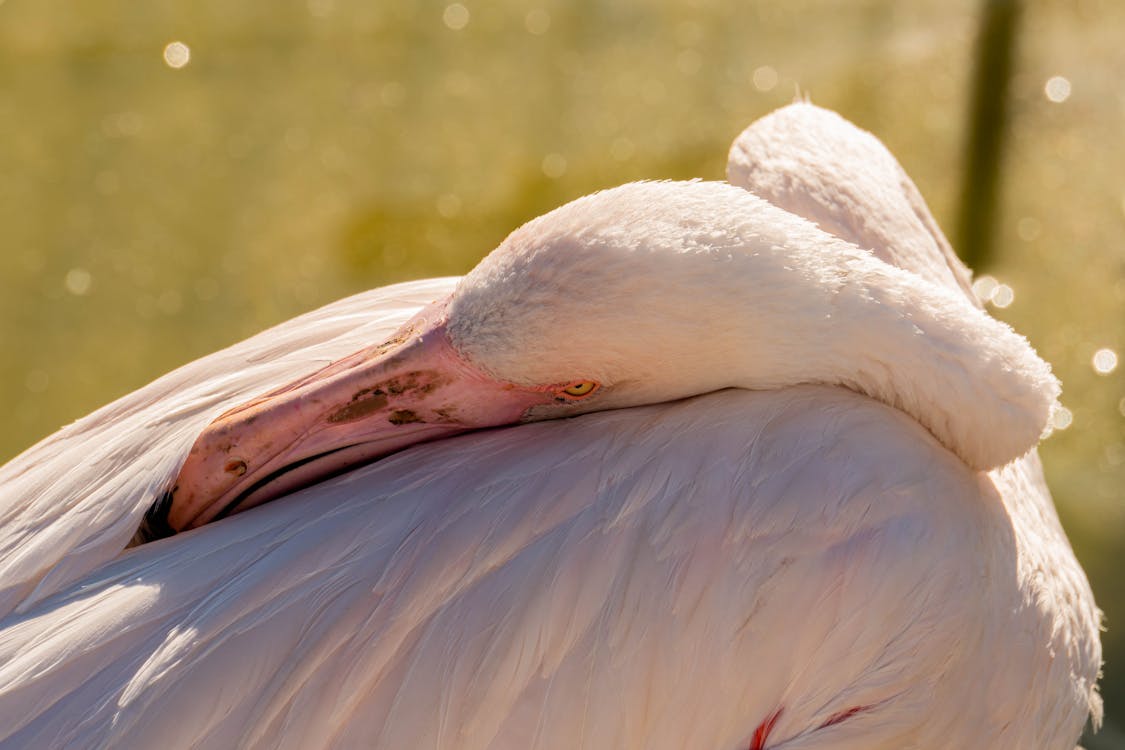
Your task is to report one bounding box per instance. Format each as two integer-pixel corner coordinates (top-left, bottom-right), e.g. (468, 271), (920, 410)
(1051, 405), (1073, 431)
(65, 268), (92, 296)
(436, 193), (462, 219)
(752, 66), (778, 92)
(1092, 348), (1118, 375)
(541, 153), (567, 179)
(974, 275), (1015, 308)
(1044, 75), (1070, 103)
(163, 42), (191, 69)
(443, 4), (470, 31)
(990, 283), (1014, 308)
(972, 274), (997, 303)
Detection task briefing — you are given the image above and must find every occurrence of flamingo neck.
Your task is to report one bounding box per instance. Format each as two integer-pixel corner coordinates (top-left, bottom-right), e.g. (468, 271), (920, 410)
(448, 181), (1056, 471)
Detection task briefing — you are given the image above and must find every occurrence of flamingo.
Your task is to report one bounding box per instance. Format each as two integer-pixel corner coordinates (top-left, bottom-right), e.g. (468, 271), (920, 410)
(0, 104), (1101, 749)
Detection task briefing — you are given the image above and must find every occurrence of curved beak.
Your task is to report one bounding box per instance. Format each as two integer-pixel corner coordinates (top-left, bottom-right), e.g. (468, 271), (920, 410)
(155, 299), (552, 536)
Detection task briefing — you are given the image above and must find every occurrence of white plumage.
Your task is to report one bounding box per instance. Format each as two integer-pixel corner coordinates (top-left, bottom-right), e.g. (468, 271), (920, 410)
(0, 104), (1101, 749)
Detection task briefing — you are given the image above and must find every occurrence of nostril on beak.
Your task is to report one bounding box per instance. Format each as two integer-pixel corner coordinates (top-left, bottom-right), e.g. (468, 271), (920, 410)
(224, 459), (248, 476)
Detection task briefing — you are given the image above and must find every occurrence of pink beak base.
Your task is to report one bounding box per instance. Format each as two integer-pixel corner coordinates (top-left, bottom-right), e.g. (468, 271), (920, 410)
(160, 299), (555, 534)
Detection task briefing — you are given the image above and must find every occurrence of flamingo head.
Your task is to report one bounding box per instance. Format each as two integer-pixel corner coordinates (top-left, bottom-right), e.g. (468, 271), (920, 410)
(153, 181), (1058, 538)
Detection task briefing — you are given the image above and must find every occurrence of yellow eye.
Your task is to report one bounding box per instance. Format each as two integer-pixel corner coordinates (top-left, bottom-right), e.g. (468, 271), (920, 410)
(562, 380), (598, 398)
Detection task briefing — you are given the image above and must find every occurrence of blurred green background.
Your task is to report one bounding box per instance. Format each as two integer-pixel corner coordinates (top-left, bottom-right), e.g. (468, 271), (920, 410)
(0, 0), (1121, 743)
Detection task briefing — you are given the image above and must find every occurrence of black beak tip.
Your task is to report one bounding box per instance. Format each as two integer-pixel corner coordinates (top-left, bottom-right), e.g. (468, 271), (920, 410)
(130, 488), (177, 547)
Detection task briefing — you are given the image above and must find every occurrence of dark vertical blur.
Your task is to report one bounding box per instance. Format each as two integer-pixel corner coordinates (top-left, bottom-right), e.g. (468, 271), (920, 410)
(956, 0), (1022, 269)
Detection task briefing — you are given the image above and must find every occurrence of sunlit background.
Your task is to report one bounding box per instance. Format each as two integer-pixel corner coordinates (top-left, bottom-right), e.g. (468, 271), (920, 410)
(1, 0), (1121, 743)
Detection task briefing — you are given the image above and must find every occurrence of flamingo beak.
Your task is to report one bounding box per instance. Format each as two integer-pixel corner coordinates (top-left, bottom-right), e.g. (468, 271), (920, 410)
(151, 299), (553, 537)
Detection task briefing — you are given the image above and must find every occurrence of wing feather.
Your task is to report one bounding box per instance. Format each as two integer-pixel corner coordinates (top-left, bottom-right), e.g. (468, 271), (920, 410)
(0, 278), (458, 617)
(0, 386), (1011, 749)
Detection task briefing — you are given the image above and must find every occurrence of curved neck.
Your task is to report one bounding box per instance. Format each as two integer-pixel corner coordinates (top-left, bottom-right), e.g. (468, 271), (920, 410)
(451, 180), (1056, 472)
(709, 240), (1056, 471)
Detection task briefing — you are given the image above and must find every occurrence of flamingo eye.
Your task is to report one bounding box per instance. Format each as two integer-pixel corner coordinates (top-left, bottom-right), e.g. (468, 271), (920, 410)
(561, 380), (598, 398)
